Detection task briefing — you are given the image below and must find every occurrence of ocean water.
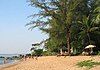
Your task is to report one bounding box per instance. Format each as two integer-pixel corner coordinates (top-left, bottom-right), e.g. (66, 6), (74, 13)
(0, 58), (4, 65)
(0, 54), (20, 66)
(0, 54), (19, 58)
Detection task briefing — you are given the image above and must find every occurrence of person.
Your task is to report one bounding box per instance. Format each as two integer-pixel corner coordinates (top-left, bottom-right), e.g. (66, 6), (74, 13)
(82, 51), (89, 55)
(35, 56), (38, 60)
(3, 58), (6, 64)
(23, 55), (27, 61)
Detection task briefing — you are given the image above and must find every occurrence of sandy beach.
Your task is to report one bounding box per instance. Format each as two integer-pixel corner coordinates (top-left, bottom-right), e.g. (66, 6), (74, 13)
(0, 56), (100, 70)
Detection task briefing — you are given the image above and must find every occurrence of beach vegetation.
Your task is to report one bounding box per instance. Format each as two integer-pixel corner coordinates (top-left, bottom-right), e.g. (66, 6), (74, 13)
(26, 0), (100, 56)
(31, 49), (43, 56)
(34, 49), (43, 56)
(77, 60), (100, 68)
(97, 51), (100, 55)
(42, 51), (57, 56)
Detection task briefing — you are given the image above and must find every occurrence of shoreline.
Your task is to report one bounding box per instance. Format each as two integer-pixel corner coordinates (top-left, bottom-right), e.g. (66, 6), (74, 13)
(0, 63), (18, 70)
(0, 60), (22, 70)
(0, 56), (100, 70)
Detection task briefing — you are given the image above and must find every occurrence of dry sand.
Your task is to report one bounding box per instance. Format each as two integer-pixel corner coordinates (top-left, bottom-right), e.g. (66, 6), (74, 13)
(0, 56), (100, 70)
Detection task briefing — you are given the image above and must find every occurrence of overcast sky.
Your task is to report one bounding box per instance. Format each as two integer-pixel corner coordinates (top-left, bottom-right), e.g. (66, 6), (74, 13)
(0, 0), (48, 54)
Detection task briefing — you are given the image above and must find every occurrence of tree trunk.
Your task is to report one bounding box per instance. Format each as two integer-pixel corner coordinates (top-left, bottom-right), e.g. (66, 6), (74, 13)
(87, 32), (91, 44)
(67, 31), (71, 55)
(60, 48), (63, 55)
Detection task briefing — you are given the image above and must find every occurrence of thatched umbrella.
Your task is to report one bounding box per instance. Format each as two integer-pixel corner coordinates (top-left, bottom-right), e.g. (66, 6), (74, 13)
(85, 45), (96, 53)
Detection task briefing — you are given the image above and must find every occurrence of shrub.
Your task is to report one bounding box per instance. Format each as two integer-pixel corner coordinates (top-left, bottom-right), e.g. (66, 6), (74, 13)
(42, 51), (57, 56)
(31, 49), (43, 56)
(77, 60), (100, 68)
(98, 51), (100, 55)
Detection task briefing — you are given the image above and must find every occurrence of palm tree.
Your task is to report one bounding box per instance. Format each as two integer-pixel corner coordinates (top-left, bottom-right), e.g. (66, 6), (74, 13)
(78, 16), (99, 45)
(93, 6), (100, 24)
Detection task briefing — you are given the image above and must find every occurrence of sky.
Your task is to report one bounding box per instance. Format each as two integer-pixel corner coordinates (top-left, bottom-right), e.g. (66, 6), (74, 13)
(0, 0), (48, 54)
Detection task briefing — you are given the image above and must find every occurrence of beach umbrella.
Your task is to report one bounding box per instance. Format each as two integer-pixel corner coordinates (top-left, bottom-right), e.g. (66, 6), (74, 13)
(85, 45), (96, 49)
(85, 45), (96, 53)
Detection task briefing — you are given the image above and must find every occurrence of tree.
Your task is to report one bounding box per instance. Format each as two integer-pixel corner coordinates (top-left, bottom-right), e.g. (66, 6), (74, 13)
(26, 0), (100, 55)
(27, 0), (82, 55)
(34, 49), (43, 56)
(78, 16), (99, 45)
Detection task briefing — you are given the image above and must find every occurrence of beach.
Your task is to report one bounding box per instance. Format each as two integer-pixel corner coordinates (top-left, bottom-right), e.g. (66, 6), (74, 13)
(0, 56), (100, 70)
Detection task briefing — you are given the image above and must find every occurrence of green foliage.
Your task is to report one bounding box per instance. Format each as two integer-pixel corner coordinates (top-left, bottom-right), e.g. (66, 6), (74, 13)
(93, 1), (100, 24)
(42, 51), (57, 56)
(77, 60), (100, 68)
(26, 53), (31, 57)
(98, 51), (100, 55)
(27, 0), (100, 55)
(33, 49), (43, 56)
(32, 52), (36, 56)
(78, 15), (100, 45)
(32, 43), (40, 46)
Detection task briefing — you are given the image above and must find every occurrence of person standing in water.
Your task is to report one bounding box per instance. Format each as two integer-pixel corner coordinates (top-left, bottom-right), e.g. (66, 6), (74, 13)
(3, 57), (6, 64)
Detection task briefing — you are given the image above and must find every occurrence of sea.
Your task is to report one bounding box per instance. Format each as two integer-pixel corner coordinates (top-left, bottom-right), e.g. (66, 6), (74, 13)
(0, 54), (20, 66)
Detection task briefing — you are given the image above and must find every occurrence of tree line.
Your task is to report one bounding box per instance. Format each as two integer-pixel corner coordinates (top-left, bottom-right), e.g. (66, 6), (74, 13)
(26, 0), (100, 55)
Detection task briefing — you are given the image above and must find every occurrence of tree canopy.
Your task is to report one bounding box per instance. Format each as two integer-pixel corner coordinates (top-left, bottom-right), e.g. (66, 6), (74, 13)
(27, 0), (100, 55)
